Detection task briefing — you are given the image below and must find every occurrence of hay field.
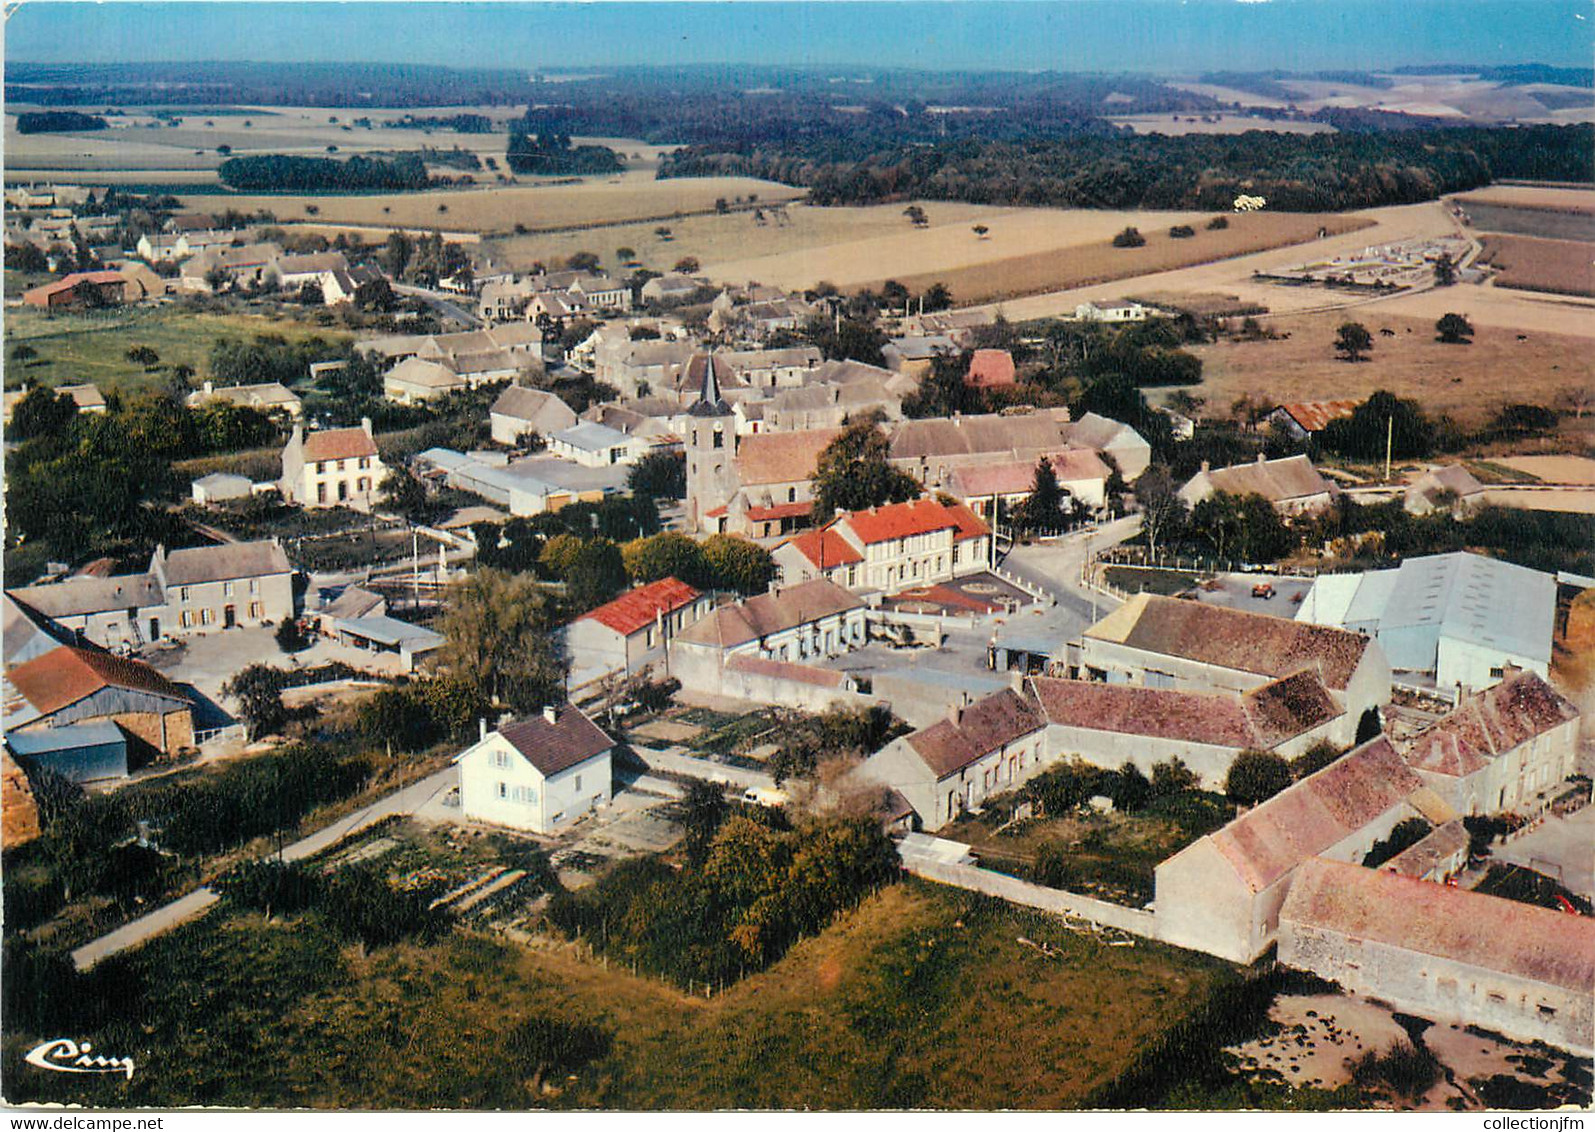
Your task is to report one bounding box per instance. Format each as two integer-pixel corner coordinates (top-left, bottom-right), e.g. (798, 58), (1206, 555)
(1478, 234), (1595, 297)
(1106, 114), (1334, 135)
(1176, 308), (1595, 429)
(486, 198), (1009, 275)
(183, 173), (803, 234)
(697, 205), (1366, 300)
(1455, 186), (1595, 214)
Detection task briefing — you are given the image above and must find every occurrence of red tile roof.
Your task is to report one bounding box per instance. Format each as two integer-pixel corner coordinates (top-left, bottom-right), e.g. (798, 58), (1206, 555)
(302, 427), (378, 462)
(781, 528), (864, 570)
(946, 450), (1112, 500)
(746, 500), (813, 522)
(836, 497), (945, 544)
(734, 428), (845, 486)
(725, 653), (847, 688)
(22, 271), (127, 302)
(965, 349), (1016, 388)
(7, 646), (191, 717)
(943, 500), (990, 543)
(578, 577), (701, 638)
(1404, 670), (1579, 779)
(496, 706), (613, 777)
(1282, 856), (1595, 994)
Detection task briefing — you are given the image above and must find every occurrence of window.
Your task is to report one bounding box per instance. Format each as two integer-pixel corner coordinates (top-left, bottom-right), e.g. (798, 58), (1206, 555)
(223, 581), (234, 598)
(315, 461), (326, 474)
(179, 587), (190, 603)
(497, 782), (507, 799)
(788, 487), (796, 503)
(249, 602), (263, 619)
(491, 750), (510, 768)
(200, 608), (214, 626)
(337, 481), (349, 502)
(180, 610), (194, 628)
(575, 774), (583, 792)
(337, 459), (347, 472)
(317, 483), (328, 504)
(358, 457), (370, 470)
(712, 430), (724, 449)
(249, 579), (259, 594)
(645, 628), (656, 648)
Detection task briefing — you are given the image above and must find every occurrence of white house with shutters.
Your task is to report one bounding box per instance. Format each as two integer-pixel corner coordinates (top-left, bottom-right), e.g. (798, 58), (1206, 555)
(453, 706), (614, 834)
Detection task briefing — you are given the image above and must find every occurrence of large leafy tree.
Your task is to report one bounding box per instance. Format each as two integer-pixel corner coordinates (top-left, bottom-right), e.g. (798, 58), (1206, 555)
(1318, 390), (1436, 461)
(702, 534), (775, 595)
(1435, 312), (1474, 344)
(1012, 457), (1068, 534)
(566, 538), (628, 611)
(1132, 466), (1188, 558)
(810, 420), (920, 522)
(1191, 491), (1293, 564)
(7, 386), (78, 440)
(1333, 321), (1373, 363)
(436, 568), (569, 711)
(622, 531), (709, 588)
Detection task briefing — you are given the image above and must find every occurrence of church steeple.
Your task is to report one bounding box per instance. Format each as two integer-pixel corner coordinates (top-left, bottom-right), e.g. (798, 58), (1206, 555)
(688, 351), (731, 417)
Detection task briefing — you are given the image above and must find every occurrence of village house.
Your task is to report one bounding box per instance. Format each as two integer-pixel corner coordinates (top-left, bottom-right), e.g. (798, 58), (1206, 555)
(1278, 857), (1594, 1056)
(180, 243), (282, 292)
(136, 232), (187, 263)
(1153, 737), (1449, 963)
(1073, 300), (1155, 323)
(762, 377), (903, 432)
(771, 497), (991, 594)
(593, 338), (697, 399)
(1178, 454), (1338, 517)
(3, 382), (108, 422)
(191, 472), (255, 505)
(1294, 552), (1556, 694)
(489, 385), (579, 446)
(639, 273), (704, 305)
(668, 578), (866, 701)
(1027, 670), (1344, 790)
(1079, 593), (1391, 745)
(862, 688), (1049, 831)
(478, 275), (545, 322)
(525, 289), (591, 323)
(881, 334), (959, 380)
(566, 577), (714, 681)
(708, 296), (816, 341)
(186, 380), (303, 418)
(5, 646), (198, 762)
(1404, 464), (1488, 516)
(279, 419), (386, 509)
(887, 409), (1150, 487)
(1399, 668), (1581, 818)
(1267, 399), (1360, 443)
(683, 347), (824, 394)
(454, 707), (614, 835)
(383, 357), (469, 404)
(945, 448), (1113, 521)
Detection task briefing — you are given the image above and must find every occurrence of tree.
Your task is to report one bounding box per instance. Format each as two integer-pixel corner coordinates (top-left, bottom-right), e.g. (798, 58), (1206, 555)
(204, 265), (230, 294)
(275, 618), (311, 654)
(436, 568), (569, 711)
(1012, 457), (1069, 535)
(1432, 252), (1457, 287)
(1132, 466), (1187, 558)
(810, 420), (921, 522)
(1435, 312), (1474, 344)
(1108, 762), (1151, 812)
(383, 231), (413, 279)
(566, 539), (627, 611)
(701, 534), (775, 594)
(903, 205), (927, 228)
(8, 387), (78, 441)
(1192, 491), (1293, 564)
(9, 343), (37, 365)
(677, 779), (729, 865)
(1225, 750), (1293, 807)
(125, 345), (160, 367)
(622, 532), (708, 588)
(673, 257), (700, 275)
(627, 450), (686, 500)
(538, 533), (584, 580)
(567, 251), (601, 272)
(222, 664), (289, 740)
(1318, 391), (1435, 461)
(1333, 321), (1373, 363)
(1112, 226), (1146, 248)
(297, 281), (325, 306)
(1150, 758), (1199, 797)
(653, 226), (672, 241)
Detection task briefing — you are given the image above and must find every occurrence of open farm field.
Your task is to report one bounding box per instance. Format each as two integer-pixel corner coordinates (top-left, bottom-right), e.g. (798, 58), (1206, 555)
(1106, 114), (1334, 135)
(1454, 185), (1595, 214)
(2, 879), (1232, 1110)
(1170, 75), (1584, 124)
(183, 173), (802, 234)
(2, 306), (349, 398)
(1477, 234), (1595, 297)
(699, 204), (1365, 302)
(1462, 203), (1595, 242)
(1176, 307), (1595, 430)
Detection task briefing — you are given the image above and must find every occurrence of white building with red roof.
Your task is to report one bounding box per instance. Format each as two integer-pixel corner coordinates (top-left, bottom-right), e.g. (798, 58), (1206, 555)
(565, 577), (713, 682)
(279, 418), (386, 509)
(945, 448), (1111, 520)
(454, 705), (614, 834)
(771, 497), (991, 595)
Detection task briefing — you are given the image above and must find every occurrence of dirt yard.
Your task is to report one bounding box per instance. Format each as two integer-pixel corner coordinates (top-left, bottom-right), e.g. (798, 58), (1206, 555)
(1478, 234), (1595, 298)
(1180, 308), (1595, 429)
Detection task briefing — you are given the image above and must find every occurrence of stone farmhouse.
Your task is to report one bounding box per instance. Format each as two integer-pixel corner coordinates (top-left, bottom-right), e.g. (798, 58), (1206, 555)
(455, 707), (614, 835)
(1027, 671), (1344, 791)
(186, 380), (303, 418)
(489, 385), (579, 447)
(1404, 464), (1488, 516)
(5, 646), (197, 763)
(1153, 736), (1448, 963)
(1279, 857), (1594, 1055)
(945, 448), (1112, 520)
(888, 409), (1151, 487)
(1078, 593), (1391, 746)
(1267, 399), (1360, 443)
(1400, 668), (1581, 818)
(1178, 454), (1338, 517)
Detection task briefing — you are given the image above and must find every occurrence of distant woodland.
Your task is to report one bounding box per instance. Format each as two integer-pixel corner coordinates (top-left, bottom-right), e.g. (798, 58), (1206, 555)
(217, 153), (432, 192)
(14, 110), (107, 133)
(659, 124), (1595, 211)
(505, 132), (624, 176)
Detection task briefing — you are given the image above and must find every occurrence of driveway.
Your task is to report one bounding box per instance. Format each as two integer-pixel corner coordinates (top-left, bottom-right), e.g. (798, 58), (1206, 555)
(144, 625), (411, 704)
(1491, 807), (1595, 901)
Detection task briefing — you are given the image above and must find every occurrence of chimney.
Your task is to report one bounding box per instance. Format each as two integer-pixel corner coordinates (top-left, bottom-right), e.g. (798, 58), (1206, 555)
(203, 380), (214, 395)
(478, 717), (488, 742)
(1199, 459), (1210, 474)
(360, 416), (373, 437)
(543, 705), (558, 725)
(1257, 452), (1267, 464)
(947, 702), (963, 726)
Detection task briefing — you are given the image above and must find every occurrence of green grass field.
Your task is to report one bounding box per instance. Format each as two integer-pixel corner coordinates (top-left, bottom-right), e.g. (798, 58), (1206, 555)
(3, 306), (351, 398)
(2, 878), (1235, 1110)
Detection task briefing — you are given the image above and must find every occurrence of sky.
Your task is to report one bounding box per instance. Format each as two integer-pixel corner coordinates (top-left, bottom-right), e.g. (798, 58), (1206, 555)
(5, 0), (1592, 74)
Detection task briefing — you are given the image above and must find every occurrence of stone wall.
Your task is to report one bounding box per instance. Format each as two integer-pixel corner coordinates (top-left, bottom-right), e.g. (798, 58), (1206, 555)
(903, 855), (1158, 938)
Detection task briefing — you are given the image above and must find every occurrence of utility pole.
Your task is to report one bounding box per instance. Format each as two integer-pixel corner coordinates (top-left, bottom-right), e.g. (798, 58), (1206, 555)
(1384, 414), (1394, 483)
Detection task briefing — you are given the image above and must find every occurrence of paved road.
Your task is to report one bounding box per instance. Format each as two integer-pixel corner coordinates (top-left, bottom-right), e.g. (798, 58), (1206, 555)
(71, 764), (459, 971)
(392, 282), (482, 327)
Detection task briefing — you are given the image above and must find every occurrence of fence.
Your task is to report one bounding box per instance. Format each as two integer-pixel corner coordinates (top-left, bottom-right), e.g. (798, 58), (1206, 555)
(1097, 544), (1322, 579)
(194, 723), (246, 745)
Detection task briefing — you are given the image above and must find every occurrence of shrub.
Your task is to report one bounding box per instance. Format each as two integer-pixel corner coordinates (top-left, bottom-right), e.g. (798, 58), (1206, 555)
(1362, 817), (1431, 868)
(1290, 741), (1343, 780)
(1225, 750), (1293, 807)
(1169, 224), (1196, 239)
(1351, 1040), (1441, 1099)
(1112, 226), (1147, 248)
(1207, 216), (1230, 230)
(505, 1015), (613, 1089)
(1150, 758), (1198, 797)
(321, 864), (448, 949)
